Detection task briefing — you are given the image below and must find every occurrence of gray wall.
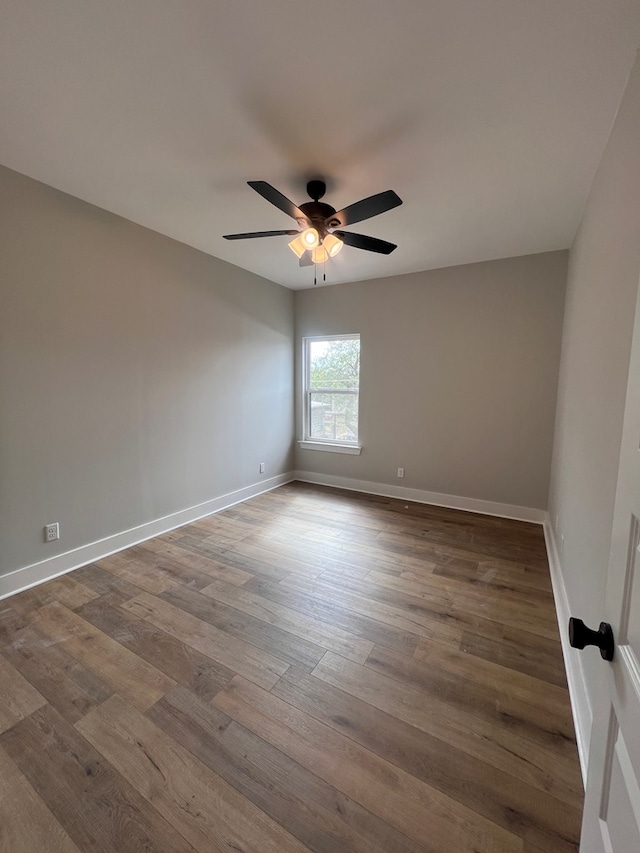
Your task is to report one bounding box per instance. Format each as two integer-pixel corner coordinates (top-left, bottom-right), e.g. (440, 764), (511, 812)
(295, 251), (567, 510)
(0, 166), (294, 576)
(548, 57), (640, 711)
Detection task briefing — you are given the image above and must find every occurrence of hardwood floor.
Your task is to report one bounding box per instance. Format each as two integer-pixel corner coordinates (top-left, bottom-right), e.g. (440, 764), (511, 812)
(0, 482), (583, 852)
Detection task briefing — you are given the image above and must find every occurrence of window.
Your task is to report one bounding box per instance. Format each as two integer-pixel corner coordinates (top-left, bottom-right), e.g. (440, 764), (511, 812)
(302, 334), (360, 450)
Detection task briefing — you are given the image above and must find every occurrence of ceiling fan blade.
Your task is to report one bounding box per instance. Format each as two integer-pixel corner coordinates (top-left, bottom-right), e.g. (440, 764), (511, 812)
(223, 229), (299, 240)
(328, 190), (402, 228)
(247, 181), (309, 224)
(334, 231), (397, 254)
(299, 251), (314, 267)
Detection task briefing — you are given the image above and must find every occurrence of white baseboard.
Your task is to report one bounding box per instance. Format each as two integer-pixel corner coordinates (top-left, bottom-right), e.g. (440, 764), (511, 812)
(543, 518), (591, 786)
(0, 473), (295, 601)
(293, 470), (547, 524)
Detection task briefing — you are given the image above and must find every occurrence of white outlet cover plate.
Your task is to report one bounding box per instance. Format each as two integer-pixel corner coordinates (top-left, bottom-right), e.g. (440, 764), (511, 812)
(45, 523), (59, 541)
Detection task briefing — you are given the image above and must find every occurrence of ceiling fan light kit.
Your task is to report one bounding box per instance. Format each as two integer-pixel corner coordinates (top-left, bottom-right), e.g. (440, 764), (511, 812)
(322, 232), (344, 258)
(301, 227), (320, 248)
(223, 179), (402, 274)
(287, 233), (309, 258)
(289, 229), (343, 264)
(311, 244), (330, 264)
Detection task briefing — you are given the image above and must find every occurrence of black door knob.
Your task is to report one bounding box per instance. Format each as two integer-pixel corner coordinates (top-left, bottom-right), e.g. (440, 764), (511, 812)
(568, 617), (614, 661)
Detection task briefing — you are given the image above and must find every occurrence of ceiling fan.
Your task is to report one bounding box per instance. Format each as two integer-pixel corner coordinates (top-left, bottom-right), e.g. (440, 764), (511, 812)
(223, 180), (402, 266)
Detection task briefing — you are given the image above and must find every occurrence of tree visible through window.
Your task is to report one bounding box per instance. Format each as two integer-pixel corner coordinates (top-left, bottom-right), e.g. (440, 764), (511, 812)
(304, 335), (360, 444)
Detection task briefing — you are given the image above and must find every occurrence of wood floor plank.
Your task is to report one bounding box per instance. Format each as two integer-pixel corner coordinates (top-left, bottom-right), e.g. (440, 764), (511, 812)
(140, 536), (254, 586)
(373, 525), (545, 563)
(460, 626), (568, 687)
(148, 684), (427, 853)
(0, 704), (195, 852)
(0, 744), (81, 853)
(320, 567), (509, 643)
(364, 644), (577, 756)
(76, 596), (234, 701)
(200, 578), (375, 664)
(413, 637), (573, 721)
(31, 601), (174, 711)
(311, 651), (582, 809)
(272, 667), (582, 853)
(227, 540), (329, 578)
(70, 564), (148, 600)
(190, 513), (258, 536)
(3, 624), (113, 724)
(432, 555), (554, 593)
(214, 675), (524, 853)
(94, 553), (178, 594)
(262, 523), (440, 577)
(121, 590), (290, 689)
(360, 568), (560, 640)
(0, 602), (28, 648)
(159, 582), (326, 672)
(235, 526), (376, 580)
(126, 541), (252, 588)
(188, 540), (293, 582)
(77, 693), (309, 853)
(280, 573), (464, 645)
(374, 521), (547, 566)
(368, 557), (555, 606)
(243, 575), (420, 655)
(8, 574), (100, 617)
(403, 553), (554, 598)
(0, 651), (47, 733)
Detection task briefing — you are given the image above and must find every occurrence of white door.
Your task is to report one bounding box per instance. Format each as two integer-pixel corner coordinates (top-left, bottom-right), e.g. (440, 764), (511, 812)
(580, 273), (640, 851)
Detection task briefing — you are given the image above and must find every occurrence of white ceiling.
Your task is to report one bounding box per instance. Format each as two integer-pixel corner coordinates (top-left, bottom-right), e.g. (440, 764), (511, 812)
(1, 2), (639, 290)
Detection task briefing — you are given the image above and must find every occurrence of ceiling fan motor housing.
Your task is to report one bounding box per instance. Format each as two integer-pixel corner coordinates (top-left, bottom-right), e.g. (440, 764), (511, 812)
(299, 200), (337, 239)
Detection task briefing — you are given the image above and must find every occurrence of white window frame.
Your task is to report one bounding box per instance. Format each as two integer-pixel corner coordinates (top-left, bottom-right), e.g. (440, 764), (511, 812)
(299, 334), (362, 455)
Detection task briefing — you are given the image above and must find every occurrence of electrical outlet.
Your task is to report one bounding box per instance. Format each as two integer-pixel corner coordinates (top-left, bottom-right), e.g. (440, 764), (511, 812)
(397, 467), (405, 478)
(45, 522), (59, 542)
(259, 462), (265, 474)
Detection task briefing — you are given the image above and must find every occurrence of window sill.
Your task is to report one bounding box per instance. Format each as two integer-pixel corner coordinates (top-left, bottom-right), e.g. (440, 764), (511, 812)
(298, 441), (362, 456)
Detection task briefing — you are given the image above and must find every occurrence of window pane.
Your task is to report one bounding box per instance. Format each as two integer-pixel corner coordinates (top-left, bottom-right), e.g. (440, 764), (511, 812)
(309, 338), (360, 391)
(304, 335), (360, 444)
(309, 392), (359, 442)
